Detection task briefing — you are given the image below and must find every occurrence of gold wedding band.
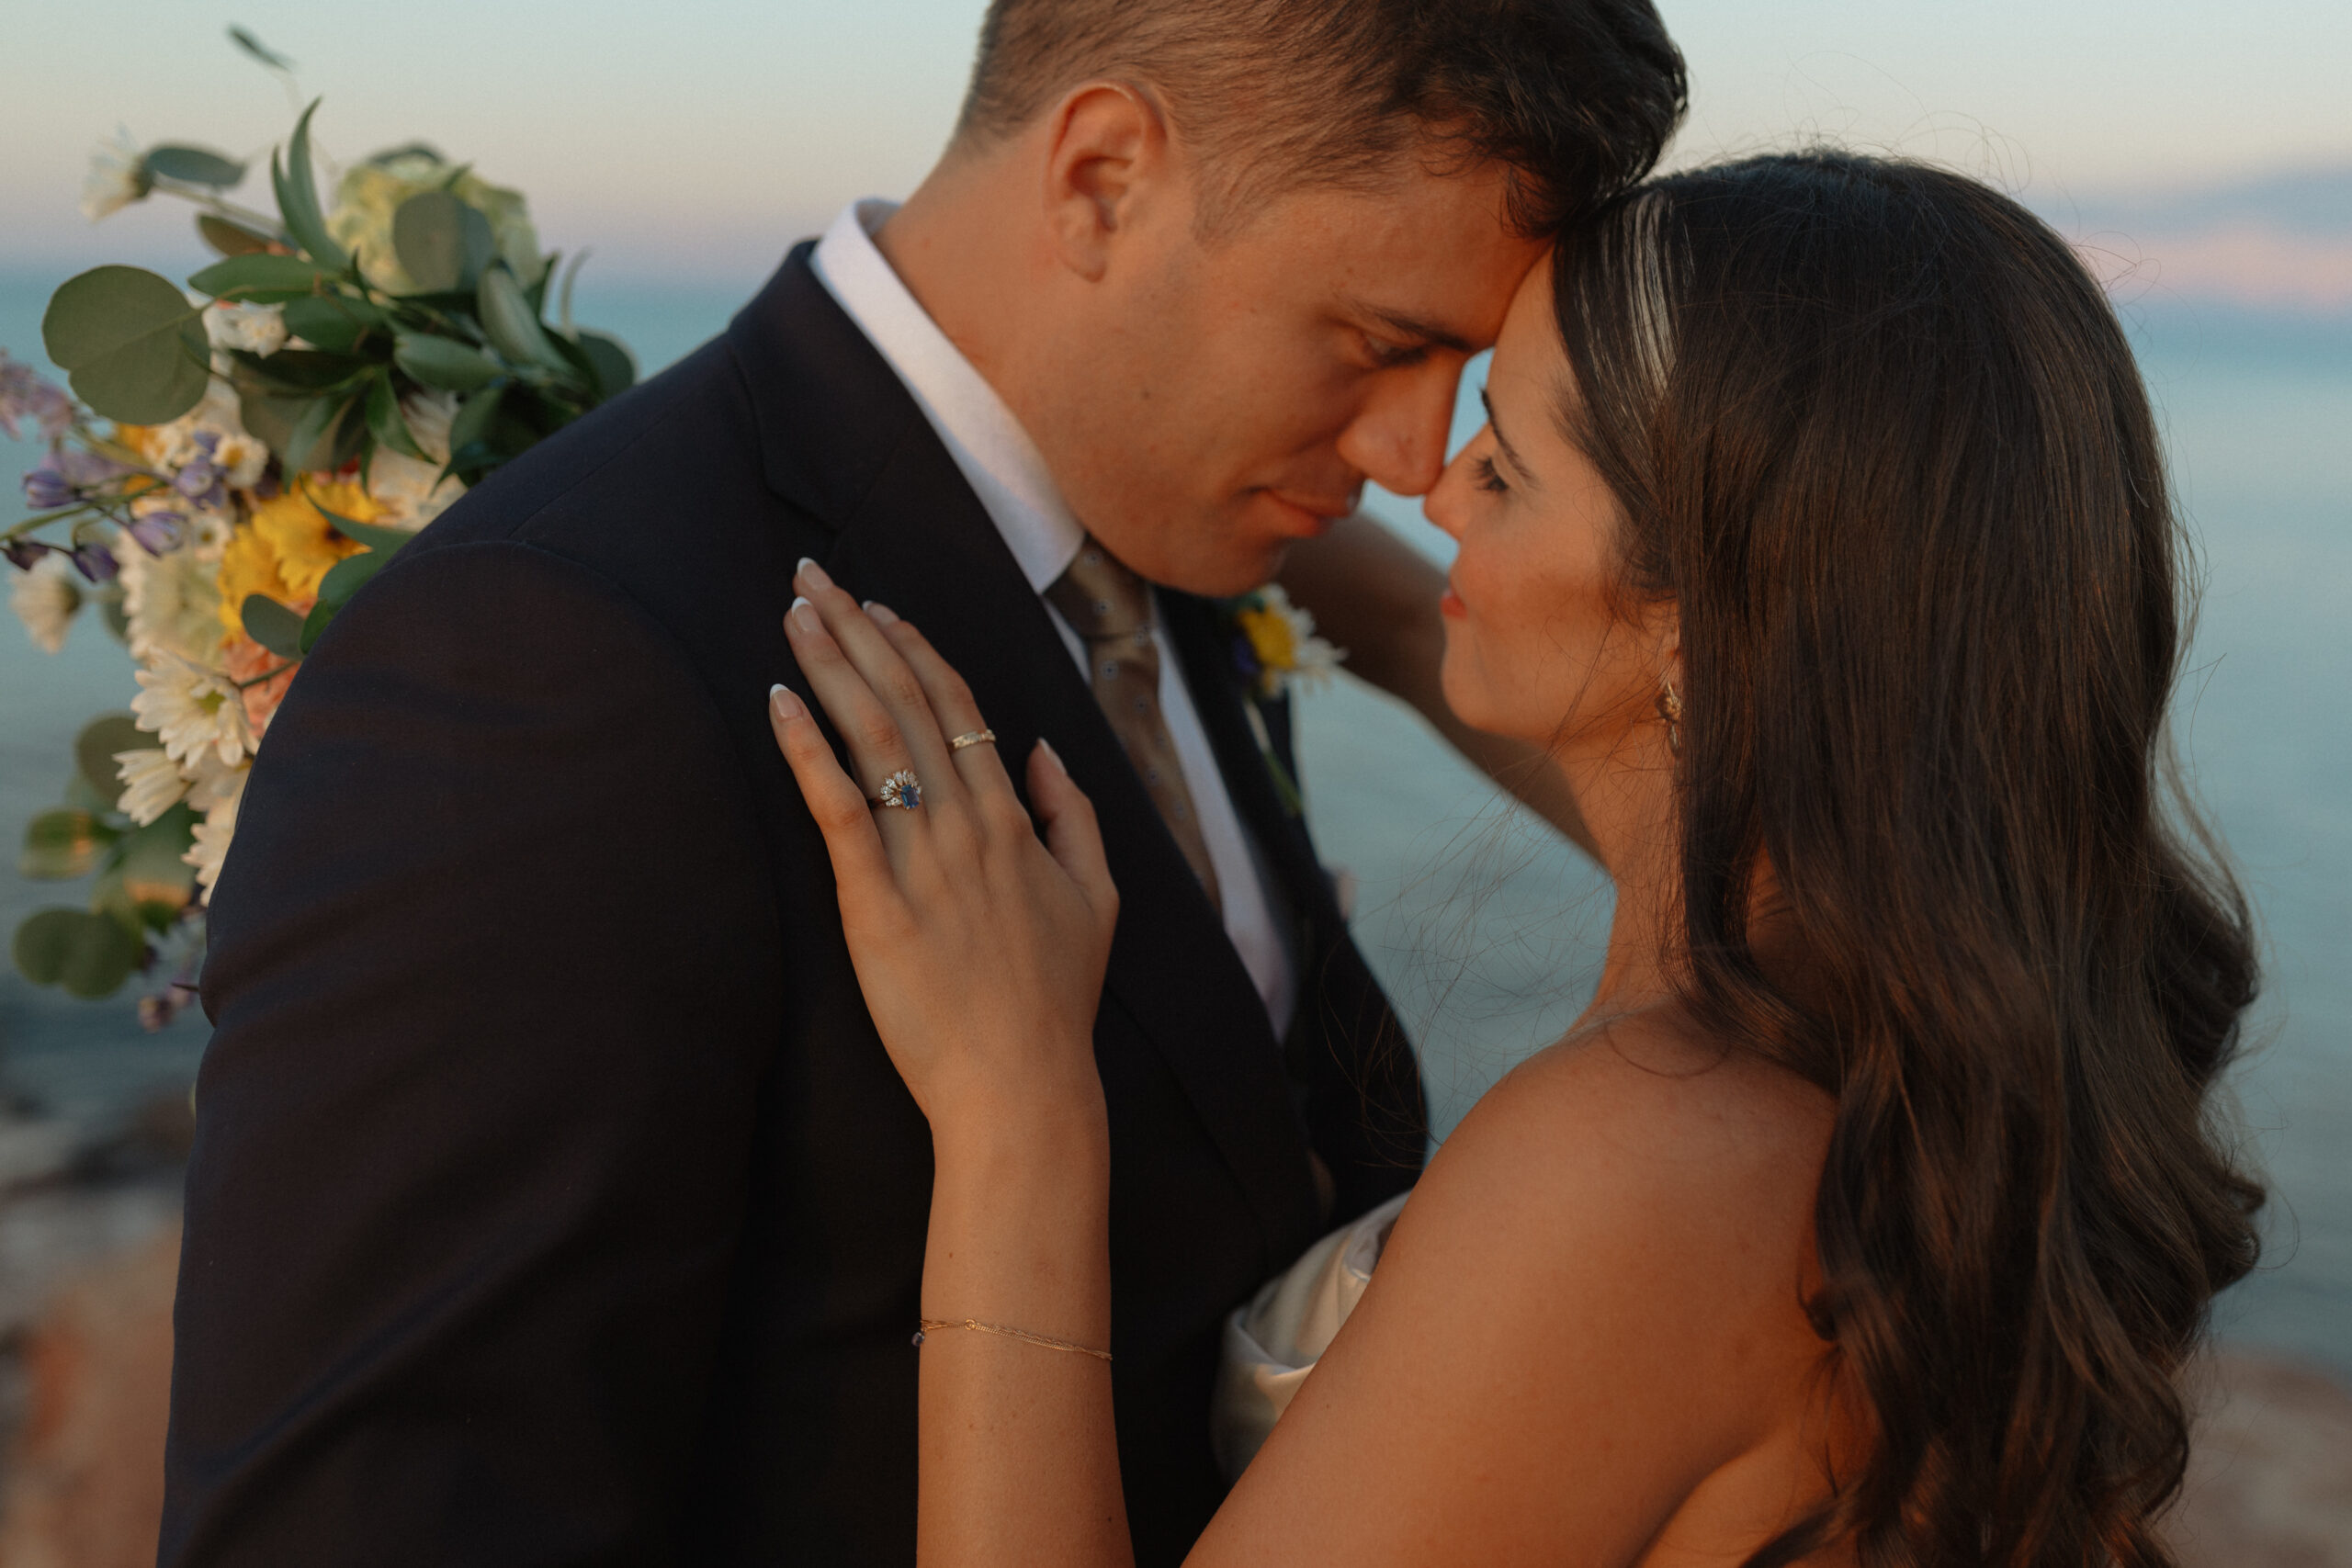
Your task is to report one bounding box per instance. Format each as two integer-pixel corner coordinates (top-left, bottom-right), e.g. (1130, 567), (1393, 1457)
(946, 728), (998, 752)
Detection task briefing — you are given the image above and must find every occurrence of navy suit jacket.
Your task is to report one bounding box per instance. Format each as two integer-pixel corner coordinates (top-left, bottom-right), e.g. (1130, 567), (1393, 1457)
(162, 246), (1427, 1566)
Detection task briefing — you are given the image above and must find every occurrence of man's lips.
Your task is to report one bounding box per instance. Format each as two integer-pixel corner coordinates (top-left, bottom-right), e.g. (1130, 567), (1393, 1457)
(1259, 489), (1357, 537)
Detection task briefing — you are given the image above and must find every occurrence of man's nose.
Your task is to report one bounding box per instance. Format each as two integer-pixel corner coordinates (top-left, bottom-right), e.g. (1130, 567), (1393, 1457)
(1335, 363), (1459, 498)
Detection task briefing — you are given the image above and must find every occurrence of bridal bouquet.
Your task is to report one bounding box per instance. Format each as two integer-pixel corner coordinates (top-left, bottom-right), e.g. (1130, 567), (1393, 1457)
(5, 56), (635, 1018)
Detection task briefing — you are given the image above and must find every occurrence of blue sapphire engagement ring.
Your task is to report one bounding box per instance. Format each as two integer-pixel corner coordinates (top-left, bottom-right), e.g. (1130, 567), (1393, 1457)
(869, 769), (922, 812)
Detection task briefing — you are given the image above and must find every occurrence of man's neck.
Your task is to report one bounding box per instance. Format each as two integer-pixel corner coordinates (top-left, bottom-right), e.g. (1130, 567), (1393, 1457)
(870, 156), (1039, 419)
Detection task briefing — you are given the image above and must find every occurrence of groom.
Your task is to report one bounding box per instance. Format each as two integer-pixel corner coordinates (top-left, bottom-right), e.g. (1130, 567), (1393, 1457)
(162, 2), (1684, 1562)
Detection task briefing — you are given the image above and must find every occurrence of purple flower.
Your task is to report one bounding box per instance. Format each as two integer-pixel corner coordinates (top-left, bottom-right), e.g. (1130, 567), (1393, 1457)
(22, 446), (130, 511)
(2, 538), (54, 570)
(69, 543), (119, 582)
(23, 460), (74, 512)
(126, 510), (187, 555)
(0, 351), (74, 444)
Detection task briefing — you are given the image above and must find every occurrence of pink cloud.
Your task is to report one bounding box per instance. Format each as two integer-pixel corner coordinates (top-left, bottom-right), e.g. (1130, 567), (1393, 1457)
(2071, 226), (2352, 314)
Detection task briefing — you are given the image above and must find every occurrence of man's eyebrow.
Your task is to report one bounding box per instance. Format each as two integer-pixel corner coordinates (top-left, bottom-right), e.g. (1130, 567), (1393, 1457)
(1480, 389), (1538, 486)
(1344, 297), (1479, 356)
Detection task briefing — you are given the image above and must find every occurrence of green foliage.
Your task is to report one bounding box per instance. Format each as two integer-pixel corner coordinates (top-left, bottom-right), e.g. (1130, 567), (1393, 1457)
(392, 190), (496, 293)
(198, 214), (278, 256)
(75, 714), (151, 799)
(228, 25), (295, 73)
(272, 100), (349, 272)
(241, 593), (308, 660)
(41, 266), (210, 424)
(14, 909), (141, 999)
(189, 253), (338, 302)
(477, 265), (568, 373)
(145, 145), (247, 187)
(393, 333), (501, 393)
(20, 810), (116, 881)
(278, 295), (386, 356)
(110, 805), (200, 927)
(576, 331), (638, 401)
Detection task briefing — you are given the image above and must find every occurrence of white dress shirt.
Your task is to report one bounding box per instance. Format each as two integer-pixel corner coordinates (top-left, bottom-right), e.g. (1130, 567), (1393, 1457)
(811, 200), (1297, 1037)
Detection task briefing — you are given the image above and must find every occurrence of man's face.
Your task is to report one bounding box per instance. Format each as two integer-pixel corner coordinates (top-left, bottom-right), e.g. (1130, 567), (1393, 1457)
(1035, 155), (1544, 597)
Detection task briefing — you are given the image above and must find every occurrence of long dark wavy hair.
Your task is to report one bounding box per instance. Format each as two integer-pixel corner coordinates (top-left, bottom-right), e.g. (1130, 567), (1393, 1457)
(1550, 152), (2266, 1564)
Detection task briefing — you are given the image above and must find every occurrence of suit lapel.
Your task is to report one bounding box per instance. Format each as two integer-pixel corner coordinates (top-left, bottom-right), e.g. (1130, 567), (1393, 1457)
(730, 254), (1320, 1265)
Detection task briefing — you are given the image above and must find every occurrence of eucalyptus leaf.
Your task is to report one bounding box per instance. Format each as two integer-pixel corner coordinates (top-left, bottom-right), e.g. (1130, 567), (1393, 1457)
(576, 331), (637, 403)
(20, 809), (114, 881)
(189, 253), (334, 301)
(366, 374), (426, 459)
(393, 333), (502, 393)
(476, 265), (571, 375)
(75, 713), (151, 801)
(96, 589), (131, 646)
(315, 545), (391, 610)
(198, 214), (278, 257)
(272, 101), (349, 271)
(13, 908), (141, 998)
(145, 144), (247, 187)
(391, 190), (496, 294)
(241, 593), (308, 660)
(42, 266), (210, 424)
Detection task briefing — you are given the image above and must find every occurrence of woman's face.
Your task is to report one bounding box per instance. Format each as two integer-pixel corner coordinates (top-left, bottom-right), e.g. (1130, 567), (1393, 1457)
(1425, 253), (1673, 763)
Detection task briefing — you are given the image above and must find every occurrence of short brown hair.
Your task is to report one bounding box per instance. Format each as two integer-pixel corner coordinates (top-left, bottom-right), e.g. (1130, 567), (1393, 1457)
(955, 0), (1688, 236)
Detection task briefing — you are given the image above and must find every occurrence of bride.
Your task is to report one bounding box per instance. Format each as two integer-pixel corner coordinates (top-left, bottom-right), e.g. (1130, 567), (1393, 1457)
(763, 150), (2263, 1566)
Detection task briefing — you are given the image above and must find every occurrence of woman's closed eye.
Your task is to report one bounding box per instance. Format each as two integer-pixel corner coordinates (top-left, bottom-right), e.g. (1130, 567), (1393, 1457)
(1474, 454), (1510, 495)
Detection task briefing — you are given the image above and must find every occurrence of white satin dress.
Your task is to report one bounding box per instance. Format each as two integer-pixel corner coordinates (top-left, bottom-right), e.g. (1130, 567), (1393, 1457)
(1210, 1191), (1410, 1480)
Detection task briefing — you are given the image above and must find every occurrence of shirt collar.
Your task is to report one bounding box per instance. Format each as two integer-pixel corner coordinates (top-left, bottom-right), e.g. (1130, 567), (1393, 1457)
(809, 199), (1085, 596)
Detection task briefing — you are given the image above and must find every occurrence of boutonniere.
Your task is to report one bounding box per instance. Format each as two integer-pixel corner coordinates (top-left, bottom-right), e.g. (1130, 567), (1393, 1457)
(1218, 585), (1342, 817)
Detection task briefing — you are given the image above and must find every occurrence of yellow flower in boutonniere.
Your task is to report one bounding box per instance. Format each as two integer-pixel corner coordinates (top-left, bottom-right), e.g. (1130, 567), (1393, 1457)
(1226, 583), (1342, 702)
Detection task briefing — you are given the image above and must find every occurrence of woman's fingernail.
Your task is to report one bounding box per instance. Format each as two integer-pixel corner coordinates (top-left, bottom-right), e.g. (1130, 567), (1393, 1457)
(796, 557), (832, 591)
(864, 600), (899, 626)
(787, 595), (819, 632)
(769, 683), (806, 721)
(1038, 737), (1067, 774)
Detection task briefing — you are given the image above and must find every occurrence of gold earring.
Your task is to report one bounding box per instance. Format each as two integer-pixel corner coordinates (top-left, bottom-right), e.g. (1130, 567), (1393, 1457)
(1657, 677), (1683, 756)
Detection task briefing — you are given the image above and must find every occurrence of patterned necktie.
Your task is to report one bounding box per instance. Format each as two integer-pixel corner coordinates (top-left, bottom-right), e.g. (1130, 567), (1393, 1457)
(1046, 537), (1223, 911)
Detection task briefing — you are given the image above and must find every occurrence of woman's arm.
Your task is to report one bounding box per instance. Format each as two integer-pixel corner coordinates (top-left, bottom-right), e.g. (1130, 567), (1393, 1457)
(1278, 513), (1600, 863)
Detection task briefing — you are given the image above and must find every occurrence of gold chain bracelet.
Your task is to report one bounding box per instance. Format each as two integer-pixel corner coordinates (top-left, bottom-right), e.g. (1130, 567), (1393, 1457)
(914, 1317), (1113, 1361)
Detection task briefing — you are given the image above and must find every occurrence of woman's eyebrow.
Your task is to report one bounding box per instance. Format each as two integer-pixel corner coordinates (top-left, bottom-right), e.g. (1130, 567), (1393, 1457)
(1480, 389), (1539, 487)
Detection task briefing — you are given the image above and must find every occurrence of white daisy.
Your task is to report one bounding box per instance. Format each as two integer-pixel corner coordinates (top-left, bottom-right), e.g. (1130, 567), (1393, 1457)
(120, 539), (224, 663)
(213, 432), (270, 490)
(206, 300), (288, 358)
(185, 765), (247, 897)
(114, 747), (188, 826)
(132, 657), (254, 769)
(10, 553), (83, 654)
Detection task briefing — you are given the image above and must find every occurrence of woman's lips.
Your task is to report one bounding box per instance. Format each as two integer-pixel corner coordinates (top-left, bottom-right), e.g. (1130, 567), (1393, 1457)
(1440, 582), (1465, 619)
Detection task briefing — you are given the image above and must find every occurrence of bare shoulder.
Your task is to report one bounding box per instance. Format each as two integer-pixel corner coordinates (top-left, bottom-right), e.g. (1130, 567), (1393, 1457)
(1439, 1007), (1838, 1239)
(1193, 1009), (1843, 1566)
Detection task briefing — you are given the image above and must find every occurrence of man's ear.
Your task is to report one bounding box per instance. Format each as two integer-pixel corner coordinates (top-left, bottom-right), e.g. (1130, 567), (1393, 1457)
(1041, 83), (1170, 283)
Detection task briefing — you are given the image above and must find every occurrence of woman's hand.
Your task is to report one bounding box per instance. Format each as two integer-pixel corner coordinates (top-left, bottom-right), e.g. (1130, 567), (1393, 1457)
(768, 558), (1119, 1145)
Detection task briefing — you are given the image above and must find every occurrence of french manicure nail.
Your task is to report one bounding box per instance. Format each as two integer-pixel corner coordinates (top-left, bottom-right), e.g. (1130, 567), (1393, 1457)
(769, 682), (807, 721)
(796, 557), (832, 591)
(787, 595), (818, 631)
(864, 601), (899, 626)
(1038, 737), (1066, 773)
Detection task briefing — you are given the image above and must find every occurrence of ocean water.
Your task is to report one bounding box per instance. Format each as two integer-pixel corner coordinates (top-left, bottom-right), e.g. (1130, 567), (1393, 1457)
(2, 265), (2346, 1377)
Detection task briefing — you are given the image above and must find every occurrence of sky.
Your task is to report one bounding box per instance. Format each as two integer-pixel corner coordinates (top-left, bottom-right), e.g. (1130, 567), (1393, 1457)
(2, 0), (2348, 304)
